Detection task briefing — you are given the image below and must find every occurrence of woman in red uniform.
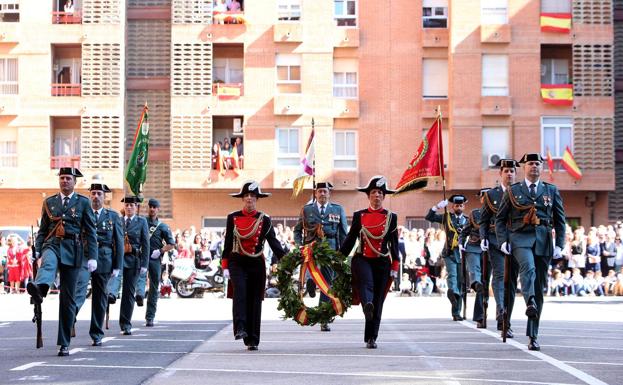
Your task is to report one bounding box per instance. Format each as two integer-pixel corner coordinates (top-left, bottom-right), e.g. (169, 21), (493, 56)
(222, 181), (286, 351)
(6, 236), (25, 293)
(340, 176), (399, 349)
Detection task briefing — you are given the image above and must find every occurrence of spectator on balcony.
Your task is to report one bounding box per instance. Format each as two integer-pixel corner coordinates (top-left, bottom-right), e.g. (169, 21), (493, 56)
(222, 139), (233, 169)
(228, 0), (242, 12)
(234, 137), (244, 169)
(64, 0), (75, 14)
(214, 0), (228, 24)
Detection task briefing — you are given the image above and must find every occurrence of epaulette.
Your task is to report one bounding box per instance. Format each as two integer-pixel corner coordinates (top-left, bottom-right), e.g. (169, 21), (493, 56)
(45, 194), (58, 202)
(76, 193), (90, 201)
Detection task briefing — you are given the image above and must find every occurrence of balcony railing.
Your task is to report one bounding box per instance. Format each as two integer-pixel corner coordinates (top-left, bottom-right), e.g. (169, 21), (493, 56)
(51, 10), (82, 24)
(213, 83), (243, 98)
(50, 155), (80, 169)
(51, 83), (81, 97)
(212, 11), (246, 24)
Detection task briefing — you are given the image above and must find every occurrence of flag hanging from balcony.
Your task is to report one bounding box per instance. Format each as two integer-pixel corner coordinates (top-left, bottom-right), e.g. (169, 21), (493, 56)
(540, 13), (572, 33)
(292, 127), (315, 198)
(546, 147), (555, 181)
(394, 115), (444, 194)
(541, 84), (573, 106)
(561, 146), (582, 180)
(231, 143), (241, 176)
(216, 144), (226, 176)
(125, 105), (149, 196)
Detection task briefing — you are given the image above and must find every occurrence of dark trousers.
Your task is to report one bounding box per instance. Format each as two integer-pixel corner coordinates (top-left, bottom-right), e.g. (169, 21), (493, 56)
(352, 256), (390, 342)
(229, 256), (266, 346)
(503, 254), (519, 329)
(89, 272), (110, 341)
(473, 254), (491, 322)
(119, 264), (140, 332)
(57, 264), (80, 347)
(145, 258), (161, 321)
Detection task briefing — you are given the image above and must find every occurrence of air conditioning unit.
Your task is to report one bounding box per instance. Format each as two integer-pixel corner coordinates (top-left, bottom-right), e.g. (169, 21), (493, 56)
(487, 152), (505, 167)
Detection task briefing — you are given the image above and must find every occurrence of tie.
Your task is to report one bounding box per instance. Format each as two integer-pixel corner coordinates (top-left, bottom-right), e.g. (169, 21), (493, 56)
(63, 196), (69, 208)
(95, 210), (100, 222)
(125, 217), (131, 230)
(529, 183), (536, 199)
(320, 205), (325, 217)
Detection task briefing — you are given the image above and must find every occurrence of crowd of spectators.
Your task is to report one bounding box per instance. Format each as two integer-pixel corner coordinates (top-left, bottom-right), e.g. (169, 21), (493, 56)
(0, 235), (34, 294)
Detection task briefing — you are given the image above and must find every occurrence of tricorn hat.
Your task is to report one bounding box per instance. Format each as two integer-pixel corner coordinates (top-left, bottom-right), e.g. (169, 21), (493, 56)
(58, 167), (83, 177)
(477, 188), (490, 197)
(357, 176), (396, 195)
(314, 182), (334, 190)
(121, 195), (143, 204)
(448, 194), (468, 204)
(229, 180), (271, 198)
(496, 158), (520, 169)
(519, 153), (544, 164)
(88, 183), (111, 193)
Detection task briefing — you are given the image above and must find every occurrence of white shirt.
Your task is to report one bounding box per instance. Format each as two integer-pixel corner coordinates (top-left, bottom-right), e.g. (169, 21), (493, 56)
(124, 215), (136, 222)
(316, 202), (328, 213)
(525, 179), (540, 191)
(61, 192), (75, 203)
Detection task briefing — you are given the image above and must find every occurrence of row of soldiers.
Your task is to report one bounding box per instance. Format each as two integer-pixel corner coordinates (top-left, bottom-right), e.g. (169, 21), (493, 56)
(426, 154), (566, 351)
(26, 167), (175, 356)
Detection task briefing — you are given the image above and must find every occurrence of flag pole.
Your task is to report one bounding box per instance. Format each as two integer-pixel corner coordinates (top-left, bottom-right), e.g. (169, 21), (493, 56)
(311, 117), (316, 204)
(437, 106), (447, 201)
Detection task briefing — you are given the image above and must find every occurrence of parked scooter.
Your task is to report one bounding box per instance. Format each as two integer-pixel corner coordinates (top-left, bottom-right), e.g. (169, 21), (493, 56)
(171, 258), (224, 298)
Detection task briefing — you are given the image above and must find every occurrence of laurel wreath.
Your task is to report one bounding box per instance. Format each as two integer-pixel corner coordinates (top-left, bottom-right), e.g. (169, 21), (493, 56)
(276, 241), (352, 326)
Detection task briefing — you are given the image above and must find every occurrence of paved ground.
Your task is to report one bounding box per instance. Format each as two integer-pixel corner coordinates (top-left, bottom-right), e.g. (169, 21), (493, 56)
(1, 293), (621, 385)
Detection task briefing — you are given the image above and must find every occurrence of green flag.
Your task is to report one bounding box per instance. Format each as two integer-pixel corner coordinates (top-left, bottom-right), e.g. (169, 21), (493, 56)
(125, 105), (149, 196)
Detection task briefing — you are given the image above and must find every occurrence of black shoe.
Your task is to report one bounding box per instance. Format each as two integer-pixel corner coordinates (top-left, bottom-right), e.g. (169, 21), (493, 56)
(528, 337), (540, 351)
(306, 278), (316, 298)
(107, 293), (117, 305)
(122, 330), (132, 336)
(145, 319), (154, 327)
(447, 289), (458, 307)
(452, 315), (464, 321)
(320, 323), (331, 332)
(476, 320), (486, 328)
(235, 330), (248, 340)
(505, 328), (514, 339)
(363, 302), (374, 321)
(366, 338), (377, 349)
(247, 345), (258, 351)
(135, 295), (144, 307)
(58, 346), (69, 356)
(471, 281), (483, 293)
(92, 340), (102, 347)
(27, 282), (43, 304)
(525, 299), (538, 319)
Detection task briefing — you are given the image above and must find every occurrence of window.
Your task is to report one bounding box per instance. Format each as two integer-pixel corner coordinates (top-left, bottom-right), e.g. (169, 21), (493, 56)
(423, 0), (447, 28)
(0, 141), (17, 167)
(0, 1), (19, 22)
(541, 117), (572, 158)
(334, 131), (357, 169)
(481, 0), (507, 24)
(0, 58), (18, 94)
(213, 58), (243, 83)
(276, 54), (301, 94)
(541, 59), (570, 84)
(53, 128), (81, 157)
(482, 127), (509, 168)
(334, 0), (356, 27)
(333, 58), (357, 98)
(276, 127), (299, 167)
(482, 54), (508, 96)
(422, 58), (448, 98)
(541, 0), (571, 13)
(277, 0), (301, 21)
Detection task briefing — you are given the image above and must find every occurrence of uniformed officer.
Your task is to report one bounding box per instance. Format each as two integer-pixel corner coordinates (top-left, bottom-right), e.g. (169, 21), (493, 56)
(340, 176), (399, 349)
(222, 181), (287, 351)
(74, 182), (124, 345)
(27, 167), (98, 356)
(119, 195), (149, 335)
(135, 198), (175, 327)
(293, 182), (348, 332)
(425, 194), (468, 321)
(479, 158), (520, 338)
(495, 153), (566, 351)
(461, 189), (489, 327)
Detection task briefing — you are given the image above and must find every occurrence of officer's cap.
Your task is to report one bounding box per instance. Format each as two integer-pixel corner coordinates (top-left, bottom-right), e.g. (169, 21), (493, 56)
(496, 159), (520, 169)
(230, 180), (271, 198)
(58, 167), (83, 177)
(315, 182), (334, 190)
(357, 175), (396, 195)
(519, 153), (544, 164)
(88, 183), (111, 193)
(121, 195), (143, 204)
(448, 194), (467, 204)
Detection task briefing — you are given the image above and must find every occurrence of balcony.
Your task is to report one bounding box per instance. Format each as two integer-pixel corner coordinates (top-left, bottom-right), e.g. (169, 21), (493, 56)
(51, 83), (81, 96)
(213, 83), (243, 99)
(0, 1), (19, 22)
(52, 44), (81, 97)
(274, 23), (303, 43)
(421, 28), (448, 48)
(333, 27), (359, 48)
(50, 155), (80, 169)
(480, 96), (512, 115)
(333, 98), (359, 118)
(274, 94), (303, 115)
(51, 10), (81, 24)
(481, 24), (511, 43)
(213, 11), (245, 24)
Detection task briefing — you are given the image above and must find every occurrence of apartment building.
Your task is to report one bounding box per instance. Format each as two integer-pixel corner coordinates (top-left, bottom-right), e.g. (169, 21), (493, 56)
(0, 0), (616, 230)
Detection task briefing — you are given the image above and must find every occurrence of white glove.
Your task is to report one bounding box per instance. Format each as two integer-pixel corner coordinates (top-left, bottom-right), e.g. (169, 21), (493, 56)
(390, 270), (398, 278)
(112, 269), (120, 277)
(140, 267), (148, 275)
(459, 243), (466, 252)
(501, 242), (511, 255)
(150, 250), (161, 260)
(35, 251), (40, 259)
(87, 259), (97, 273)
(223, 269), (230, 279)
(553, 246), (563, 260)
(480, 239), (489, 251)
(434, 200), (449, 210)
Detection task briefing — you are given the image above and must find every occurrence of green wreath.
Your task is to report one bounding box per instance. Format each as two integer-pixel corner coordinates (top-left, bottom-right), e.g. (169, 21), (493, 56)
(277, 240), (352, 326)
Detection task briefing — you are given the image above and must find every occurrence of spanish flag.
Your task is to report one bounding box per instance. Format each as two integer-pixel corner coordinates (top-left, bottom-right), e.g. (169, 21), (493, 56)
(540, 13), (572, 33)
(561, 146), (582, 180)
(541, 84), (573, 106)
(546, 147), (554, 181)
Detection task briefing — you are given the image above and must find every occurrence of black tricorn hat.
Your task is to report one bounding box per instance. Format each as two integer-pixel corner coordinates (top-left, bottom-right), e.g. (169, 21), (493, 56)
(496, 158), (520, 169)
(58, 167), (83, 177)
(314, 182), (334, 190)
(229, 180), (271, 198)
(88, 183), (111, 193)
(448, 194), (468, 204)
(357, 176), (396, 195)
(519, 153), (544, 164)
(477, 188), (490, 197)
(121, 195), (143, 204)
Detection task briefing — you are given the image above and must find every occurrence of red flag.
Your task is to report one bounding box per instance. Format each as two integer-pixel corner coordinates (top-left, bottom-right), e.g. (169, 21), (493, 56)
(561, 146), (582, 180)
(546, 147), (554, 181)
(394, 116), (444, 194)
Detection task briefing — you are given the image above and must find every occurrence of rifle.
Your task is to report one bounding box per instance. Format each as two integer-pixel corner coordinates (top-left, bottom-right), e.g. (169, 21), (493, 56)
(502, 253), (510, 343)
(481, 250), (489, 329)
(105, 303), (110, 330)
(30, 225), (43, 349)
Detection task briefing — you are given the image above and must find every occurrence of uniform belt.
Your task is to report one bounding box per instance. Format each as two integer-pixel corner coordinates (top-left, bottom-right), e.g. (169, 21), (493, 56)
(98, 242), (113, 248)
(538, 219), (553, 227)
(60, 233), (80, 240)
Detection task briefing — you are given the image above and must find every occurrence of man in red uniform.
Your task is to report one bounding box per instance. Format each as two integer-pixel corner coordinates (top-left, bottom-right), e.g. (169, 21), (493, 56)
(222, 181), (287, 351)
(340, 176), (399, 349)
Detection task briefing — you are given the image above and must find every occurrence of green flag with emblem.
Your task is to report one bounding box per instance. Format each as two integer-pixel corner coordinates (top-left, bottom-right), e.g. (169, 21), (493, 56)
(125, 105), (149, 196)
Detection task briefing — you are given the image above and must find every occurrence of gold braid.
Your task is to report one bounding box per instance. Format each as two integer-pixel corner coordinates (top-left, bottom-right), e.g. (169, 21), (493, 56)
(43, 199), (65, 242)
(507, 188), (540, 226)
(233, 213), (265, 257)
(483, 191), (498, 214)
(357, 211), (393, 257)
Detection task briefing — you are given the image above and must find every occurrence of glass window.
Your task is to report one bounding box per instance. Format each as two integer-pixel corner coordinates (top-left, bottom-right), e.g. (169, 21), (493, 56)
(541, 0), (572, 13)
(334, 0), (357, 27)
(481, 0), (508, 24)
(276, 127), (300, 167)
(276, 54), (301, 94)
(278, 0), (301, 21)
(541, 117), (573, 158)
(482, 54), (509, 96)
(0, 2), (19, 22)
(213, 58), (243, 84)
(423, 0), (448, 28)
(0, 58), (18, 94)
(334, 131), (357, 169)
(422, 58), (448, 98)
(481, 127), (510, 168)
(333, 72), (357, 98)
(53, 129), (81, 157)
(0, 141), (17, 167)
(541, 59), (570, 84)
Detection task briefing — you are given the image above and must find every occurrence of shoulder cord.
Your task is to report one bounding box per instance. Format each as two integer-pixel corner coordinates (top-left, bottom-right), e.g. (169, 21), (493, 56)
(301, 206), (324, 240)
(483, 191), (498, 214)
(358, 211), (393, 257)
(43, 200), (65, 242)
(233, 213), (265, 257)
(507, 188), (540, 226)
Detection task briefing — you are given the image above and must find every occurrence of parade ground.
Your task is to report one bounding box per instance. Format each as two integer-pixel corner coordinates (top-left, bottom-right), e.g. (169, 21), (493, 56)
(1, 294), (621, 385)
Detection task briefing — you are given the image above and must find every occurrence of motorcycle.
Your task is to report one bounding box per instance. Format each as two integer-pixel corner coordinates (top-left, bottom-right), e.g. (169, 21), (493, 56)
(170, 258), (224, 298)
